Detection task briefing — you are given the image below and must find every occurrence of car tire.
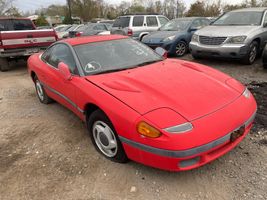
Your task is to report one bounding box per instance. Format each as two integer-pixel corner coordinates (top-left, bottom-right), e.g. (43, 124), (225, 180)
(87, 109), (128, 163)
(0, 58), (10, 72)
(241, 41), (258, 65)
(34, 76), (53, 104)
(175, 41), (187, 57)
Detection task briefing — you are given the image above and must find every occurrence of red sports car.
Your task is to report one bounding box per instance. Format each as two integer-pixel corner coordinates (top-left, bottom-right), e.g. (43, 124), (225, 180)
(27, 35), (257, 171)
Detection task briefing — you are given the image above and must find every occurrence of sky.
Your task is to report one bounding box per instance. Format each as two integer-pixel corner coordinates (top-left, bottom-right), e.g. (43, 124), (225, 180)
(13, 0), (244, 13)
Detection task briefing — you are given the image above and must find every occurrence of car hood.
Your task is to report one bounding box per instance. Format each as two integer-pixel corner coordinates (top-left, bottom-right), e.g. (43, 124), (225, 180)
(143, 31), (182, 42)
(196, 25), (259, 37)
(86, 59), (241, 121)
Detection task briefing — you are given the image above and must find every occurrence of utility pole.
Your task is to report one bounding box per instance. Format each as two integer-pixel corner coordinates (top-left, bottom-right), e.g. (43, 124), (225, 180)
(67, 0), (73, 24)
(176, 0), (179, 18)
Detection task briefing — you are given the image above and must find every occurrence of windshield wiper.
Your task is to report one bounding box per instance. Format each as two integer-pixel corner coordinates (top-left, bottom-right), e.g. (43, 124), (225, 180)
(136, 60), (162, 67)
(92, 68), (131, 75)
(91, 60), (162, 75)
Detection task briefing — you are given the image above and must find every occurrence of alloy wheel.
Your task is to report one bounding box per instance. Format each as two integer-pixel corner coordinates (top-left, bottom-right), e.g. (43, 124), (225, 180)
(92, 121), (118, 157)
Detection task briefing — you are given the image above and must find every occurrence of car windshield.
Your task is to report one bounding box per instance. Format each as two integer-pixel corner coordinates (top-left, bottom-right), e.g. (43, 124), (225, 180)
(60, 25), (72, 31)
(213, 11), (263, 26)
(74, 38), (163, 75)
(160, 19), (191, 31)
(67, 25), (79, 31)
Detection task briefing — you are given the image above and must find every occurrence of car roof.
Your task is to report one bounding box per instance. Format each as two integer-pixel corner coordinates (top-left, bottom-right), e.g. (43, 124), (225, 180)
(173, 17), (207, 20)
(63, 35), (128, 46)
(231, 7), (267, 12)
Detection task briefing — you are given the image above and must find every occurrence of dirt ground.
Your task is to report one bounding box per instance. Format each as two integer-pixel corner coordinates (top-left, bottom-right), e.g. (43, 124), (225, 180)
(0, 56), (266, 200)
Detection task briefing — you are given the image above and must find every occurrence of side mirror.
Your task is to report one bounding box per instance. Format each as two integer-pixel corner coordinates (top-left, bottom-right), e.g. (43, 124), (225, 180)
(264, 23), (267, 28)
(189, 26), (201, 32)
(58, 62), (72, 81)
(155, 47), (168, 59)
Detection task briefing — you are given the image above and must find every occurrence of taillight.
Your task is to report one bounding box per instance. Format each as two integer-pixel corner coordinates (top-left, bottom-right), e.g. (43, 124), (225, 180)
(127, 29), (133, 36)
(75, 32), (83, 37)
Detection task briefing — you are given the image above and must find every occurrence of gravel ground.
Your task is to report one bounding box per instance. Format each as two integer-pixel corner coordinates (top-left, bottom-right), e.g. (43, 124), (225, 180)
(0, 56), (266, 200)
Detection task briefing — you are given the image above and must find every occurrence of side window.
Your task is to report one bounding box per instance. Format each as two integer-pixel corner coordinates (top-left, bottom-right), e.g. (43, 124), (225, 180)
(191, 20), (201, 28)
(0, 19), (13, 31)
(158, 17), (169, 26)
(133, 16), (144, 27)
(96, 24), (107, 31)
(201, 19), (210, 27)
(41, 47), (54, 63)
(146, 16), (158, 27)
(47, 44), (78, 75)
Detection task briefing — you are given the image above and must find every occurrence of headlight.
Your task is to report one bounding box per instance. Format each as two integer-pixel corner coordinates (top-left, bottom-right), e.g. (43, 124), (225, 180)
(227, 36), (247, 44)
(242, 87), (251, 98)
(164, 122), (193, 134)
(163, 35), (176, 42)
(191, 34), (199, 42)
(137, 122), (162, 138)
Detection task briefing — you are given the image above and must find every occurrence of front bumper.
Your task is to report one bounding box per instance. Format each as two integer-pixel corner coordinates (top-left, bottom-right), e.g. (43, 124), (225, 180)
(189, 41), (248, 59)
(120, 93), (257, 171)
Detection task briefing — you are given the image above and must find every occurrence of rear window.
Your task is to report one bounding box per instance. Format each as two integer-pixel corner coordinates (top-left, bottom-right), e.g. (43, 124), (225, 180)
(0, 19), (35, 31)
(113, 17), (130, 28)
(133, 16), (144, 27)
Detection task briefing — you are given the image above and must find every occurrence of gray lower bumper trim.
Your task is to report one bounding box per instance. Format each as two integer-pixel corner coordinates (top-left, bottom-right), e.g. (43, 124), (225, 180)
(120, 111), (256, 158)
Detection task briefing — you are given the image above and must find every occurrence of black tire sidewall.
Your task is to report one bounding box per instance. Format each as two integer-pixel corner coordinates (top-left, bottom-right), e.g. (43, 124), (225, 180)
(34, 76), (52, 104)
(0, 58), (10, 72)
(242, 41), (258, 65)
(87, 110), (128, 163)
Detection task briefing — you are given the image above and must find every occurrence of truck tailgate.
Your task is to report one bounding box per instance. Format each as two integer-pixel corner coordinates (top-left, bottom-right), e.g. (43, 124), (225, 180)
(0, 29), (57, 49)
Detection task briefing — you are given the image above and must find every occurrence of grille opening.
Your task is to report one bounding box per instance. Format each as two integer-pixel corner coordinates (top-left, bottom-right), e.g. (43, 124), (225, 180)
(199, 36), (227, 45)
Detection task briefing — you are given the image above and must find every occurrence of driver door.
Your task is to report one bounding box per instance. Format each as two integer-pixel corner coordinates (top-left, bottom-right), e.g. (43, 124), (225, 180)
(41, 43), (79, 114)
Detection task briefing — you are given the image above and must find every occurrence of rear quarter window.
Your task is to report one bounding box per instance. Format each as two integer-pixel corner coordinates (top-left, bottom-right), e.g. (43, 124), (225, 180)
(113, 17), (130, 28)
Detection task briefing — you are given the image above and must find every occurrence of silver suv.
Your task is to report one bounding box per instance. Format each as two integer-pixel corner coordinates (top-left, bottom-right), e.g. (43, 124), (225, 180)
(190, 7), (267, 64)
(111, 14), (169, 41)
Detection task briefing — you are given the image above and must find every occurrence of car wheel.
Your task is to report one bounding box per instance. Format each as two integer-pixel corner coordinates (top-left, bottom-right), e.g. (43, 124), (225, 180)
(175, 41), (187, 57)
(242, 41), (258, 65)
(0, 58), (10, 72)
(87, 109), (128, 163)
(34, 76), (53, 104)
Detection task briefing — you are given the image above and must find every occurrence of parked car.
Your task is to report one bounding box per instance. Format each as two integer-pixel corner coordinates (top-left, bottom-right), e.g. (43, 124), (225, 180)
(54, 24), (71, 32)
(142, 17), (210, 57)
(55, 25), (73, 39)
(69, 23), (109, 38)
(28, 35), (257, 171)
(58, 24), (84, 39)
(262, 44), (267, 68)
(190, 7), (267, 65)
(111, 14), (169, 40)
(0, 17), (58, 72)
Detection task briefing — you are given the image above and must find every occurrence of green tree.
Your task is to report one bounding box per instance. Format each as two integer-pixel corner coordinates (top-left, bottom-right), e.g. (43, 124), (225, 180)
(35, 14), (49, 26)
(186, 0), (205, 17)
